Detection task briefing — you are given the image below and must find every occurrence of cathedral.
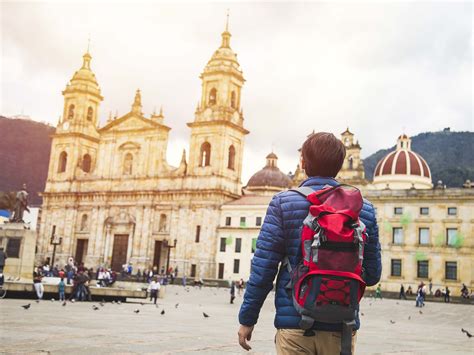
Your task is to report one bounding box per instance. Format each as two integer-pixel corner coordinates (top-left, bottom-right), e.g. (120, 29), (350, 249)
(37, 22), (473, 293)
(37, 22), (247, 277)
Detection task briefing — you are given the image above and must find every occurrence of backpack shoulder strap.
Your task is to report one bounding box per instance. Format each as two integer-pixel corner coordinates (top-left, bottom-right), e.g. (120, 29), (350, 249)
(289, 186), (316, 197)
(289, 184), (335, 197)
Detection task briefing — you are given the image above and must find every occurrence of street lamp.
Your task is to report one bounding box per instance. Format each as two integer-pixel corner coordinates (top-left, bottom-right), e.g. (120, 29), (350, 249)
(165, 238), (177, 272)
(50, 225), (63, 267)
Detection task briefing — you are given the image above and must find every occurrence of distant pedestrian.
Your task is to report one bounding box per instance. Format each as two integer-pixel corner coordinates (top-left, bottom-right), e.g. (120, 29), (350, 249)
(33, 268), (44, 300)
(230, 281), (236, 304)
(238, 278), (244, 296)
(58, 277), (66, 301)
(174, 266), (178, 278)
(182, 274), (187, 287)
(444, 287), (451, 303)
(406, 285), (413, 295)
(0, 247), (7, 274)
(375, 284), (382, 299)
(399, 284), (407, 300)
(429, 279), (433, 295)
(415, 285), (425, 307)
(461, 284), (469, 299)
(148, 277), (161, 304)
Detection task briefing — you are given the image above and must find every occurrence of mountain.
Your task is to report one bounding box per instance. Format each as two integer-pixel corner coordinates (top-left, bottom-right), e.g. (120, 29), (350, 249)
(363, 130), (474, 187)
(0, 116), (55, 205)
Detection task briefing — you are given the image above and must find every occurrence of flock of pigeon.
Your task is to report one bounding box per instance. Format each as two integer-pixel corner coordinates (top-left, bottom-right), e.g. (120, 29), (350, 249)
(20, 292), (212, 320)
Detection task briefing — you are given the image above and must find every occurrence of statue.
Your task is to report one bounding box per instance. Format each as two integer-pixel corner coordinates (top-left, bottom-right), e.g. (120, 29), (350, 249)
(10, 184), (29, 223)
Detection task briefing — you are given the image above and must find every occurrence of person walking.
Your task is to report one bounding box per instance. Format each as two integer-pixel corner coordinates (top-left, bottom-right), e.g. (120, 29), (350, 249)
(399, 284), (407, 300)
(58, 277), (66, 301)
(375, 284), (383, 299)
(230, 281), (236, 304)
(0, 247), (7, 274)
(238, 132), (382, 355)
(182, 274), (187, 287)
(444, 287), (451, 303)
(33, 267), (44, 300)
(148, 277), (161, 304)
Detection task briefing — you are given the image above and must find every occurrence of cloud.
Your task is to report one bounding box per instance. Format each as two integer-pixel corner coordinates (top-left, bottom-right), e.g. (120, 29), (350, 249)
(1, 1), (471, 183)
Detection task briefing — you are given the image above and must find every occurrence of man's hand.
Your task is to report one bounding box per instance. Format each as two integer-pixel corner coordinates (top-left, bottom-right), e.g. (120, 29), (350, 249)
(238, 324), (254, 351)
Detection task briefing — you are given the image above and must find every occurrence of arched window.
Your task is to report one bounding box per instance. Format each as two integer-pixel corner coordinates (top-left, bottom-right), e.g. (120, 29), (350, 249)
(209, 88), (217, 105)
(230, 91), (236, 109)
(58, 151), (67, 173)
(200, 142), (211, 167)
(158, 214), (167, 233)
(86, 106), (93, 121)
(67, 104), (75, 120)
(123, 153), (133, 175)
(80, 214), (88, 231)
(348, 156), (354, 170)
(228, 145), (235, 170)
(82, 154), (92, 173)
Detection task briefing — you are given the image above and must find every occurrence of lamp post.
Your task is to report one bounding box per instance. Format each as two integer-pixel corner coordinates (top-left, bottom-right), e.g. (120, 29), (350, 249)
(50, 225), (63, 268)
(165, 238), (177, 273)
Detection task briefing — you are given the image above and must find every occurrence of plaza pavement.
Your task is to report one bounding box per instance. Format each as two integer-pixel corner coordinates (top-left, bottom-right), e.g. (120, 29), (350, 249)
(0, 285), (472, 354)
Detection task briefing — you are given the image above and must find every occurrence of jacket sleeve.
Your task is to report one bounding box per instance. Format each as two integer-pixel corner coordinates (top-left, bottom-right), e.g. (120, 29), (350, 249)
(238, 194), (285, 326)
(361, 203), (382, 287)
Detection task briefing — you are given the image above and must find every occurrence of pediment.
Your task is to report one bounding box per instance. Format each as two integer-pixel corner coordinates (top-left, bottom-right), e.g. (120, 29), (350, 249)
(100, 113), (161, 133)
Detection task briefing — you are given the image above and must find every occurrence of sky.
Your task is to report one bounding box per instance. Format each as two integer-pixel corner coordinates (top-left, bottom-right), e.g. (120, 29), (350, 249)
(1, 1), (472, 183)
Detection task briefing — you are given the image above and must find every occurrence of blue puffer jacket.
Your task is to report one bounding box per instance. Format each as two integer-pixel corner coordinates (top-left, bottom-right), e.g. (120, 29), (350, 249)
(239, 176), (382, 331)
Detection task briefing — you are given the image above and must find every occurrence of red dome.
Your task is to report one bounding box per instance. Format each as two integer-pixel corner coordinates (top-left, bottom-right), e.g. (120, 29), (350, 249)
(374, 150), (431, 178)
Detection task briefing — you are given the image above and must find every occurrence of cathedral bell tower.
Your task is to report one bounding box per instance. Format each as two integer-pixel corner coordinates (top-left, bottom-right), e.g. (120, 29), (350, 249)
(47, 50), (103, 182)
(187, 16), (249, 196)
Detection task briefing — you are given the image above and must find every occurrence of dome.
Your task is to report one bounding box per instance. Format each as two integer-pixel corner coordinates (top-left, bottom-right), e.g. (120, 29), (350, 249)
(246, 153), (292, 194)
(372, 135), (432, 189)
(63, 52), (102, 100)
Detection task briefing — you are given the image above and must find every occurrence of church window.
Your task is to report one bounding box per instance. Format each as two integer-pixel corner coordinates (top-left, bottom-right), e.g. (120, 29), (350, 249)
(58, 151), (67, 173)
(195, 225), (201, 243)
(231, 91), (236, 108)
(200, 142), (211, 167)
(228, 145), (235, 170)
(348, 156), (354, 170)
(67, 104), (75, 120)
(82, 154), (92, 173)
(86, 106), (93, 121)
(209, 88), (217, 105)
(80, 214), (88, 231)
(123, 153), (133, 175)
(158, 214), (167, 233)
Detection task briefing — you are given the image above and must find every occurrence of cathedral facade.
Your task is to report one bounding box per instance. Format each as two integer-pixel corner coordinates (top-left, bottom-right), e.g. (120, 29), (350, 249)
(37, 24), (247, 278)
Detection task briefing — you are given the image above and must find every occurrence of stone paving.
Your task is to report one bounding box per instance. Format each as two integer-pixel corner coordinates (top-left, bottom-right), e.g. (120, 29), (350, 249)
(0, 285), (473, 354)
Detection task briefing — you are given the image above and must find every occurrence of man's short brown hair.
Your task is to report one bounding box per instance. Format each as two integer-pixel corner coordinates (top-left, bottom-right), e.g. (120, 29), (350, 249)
(301, 132), (346, 178)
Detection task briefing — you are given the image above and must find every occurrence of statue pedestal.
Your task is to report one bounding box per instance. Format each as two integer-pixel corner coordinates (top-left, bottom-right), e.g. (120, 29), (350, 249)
(0, 223), (35, 280)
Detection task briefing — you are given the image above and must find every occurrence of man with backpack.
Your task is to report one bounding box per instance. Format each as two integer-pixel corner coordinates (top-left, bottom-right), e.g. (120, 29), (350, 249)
(238, 132), (382, 355)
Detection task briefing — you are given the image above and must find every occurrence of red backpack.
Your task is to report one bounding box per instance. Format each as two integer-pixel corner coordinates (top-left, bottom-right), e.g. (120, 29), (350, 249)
(285, 185), (367, 355)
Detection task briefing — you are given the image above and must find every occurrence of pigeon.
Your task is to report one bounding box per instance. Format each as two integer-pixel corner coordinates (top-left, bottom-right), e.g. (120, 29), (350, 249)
(21, 304), (31, 310)
(390, 320), (396, 324)
(92, 305), (99, 310)
(102, 298), (106, 303)
(161, 309), (165, 315)
(175, 293), (179, 296)
(175, 303), (179, 309)
(360, 313), (364, 316)
(117, 301), (121, 305)
(461, 329), (473, 338)
(155, 304), (159, 308)
(140, 302), (144, 306)
(112, 300), (116, 304)
(62, 301), (67, 307)
(134, 309), (140, 314)
(71, 299), (76, 303)
(408, 316), (411, 320)
(396, 302), (399, 305)
(99, 302), (104, 307)
(203, 312), (210, 318)
(419, 310), (423, 314)
(51, 298), (55, 302)
(369, 303), (372, 307)
(35, 300), (40, 303)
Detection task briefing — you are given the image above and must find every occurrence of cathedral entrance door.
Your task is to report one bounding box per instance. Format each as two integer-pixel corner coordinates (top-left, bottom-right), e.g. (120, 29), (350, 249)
(111, 234), (129, 271)
(153, 241), (162, 270)
(75, 239), (88, 265)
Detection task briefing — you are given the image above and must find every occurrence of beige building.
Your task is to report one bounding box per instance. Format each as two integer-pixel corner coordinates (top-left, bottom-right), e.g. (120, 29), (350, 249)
(37, 22), (248, 278)
(215, 131), (473, 294)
